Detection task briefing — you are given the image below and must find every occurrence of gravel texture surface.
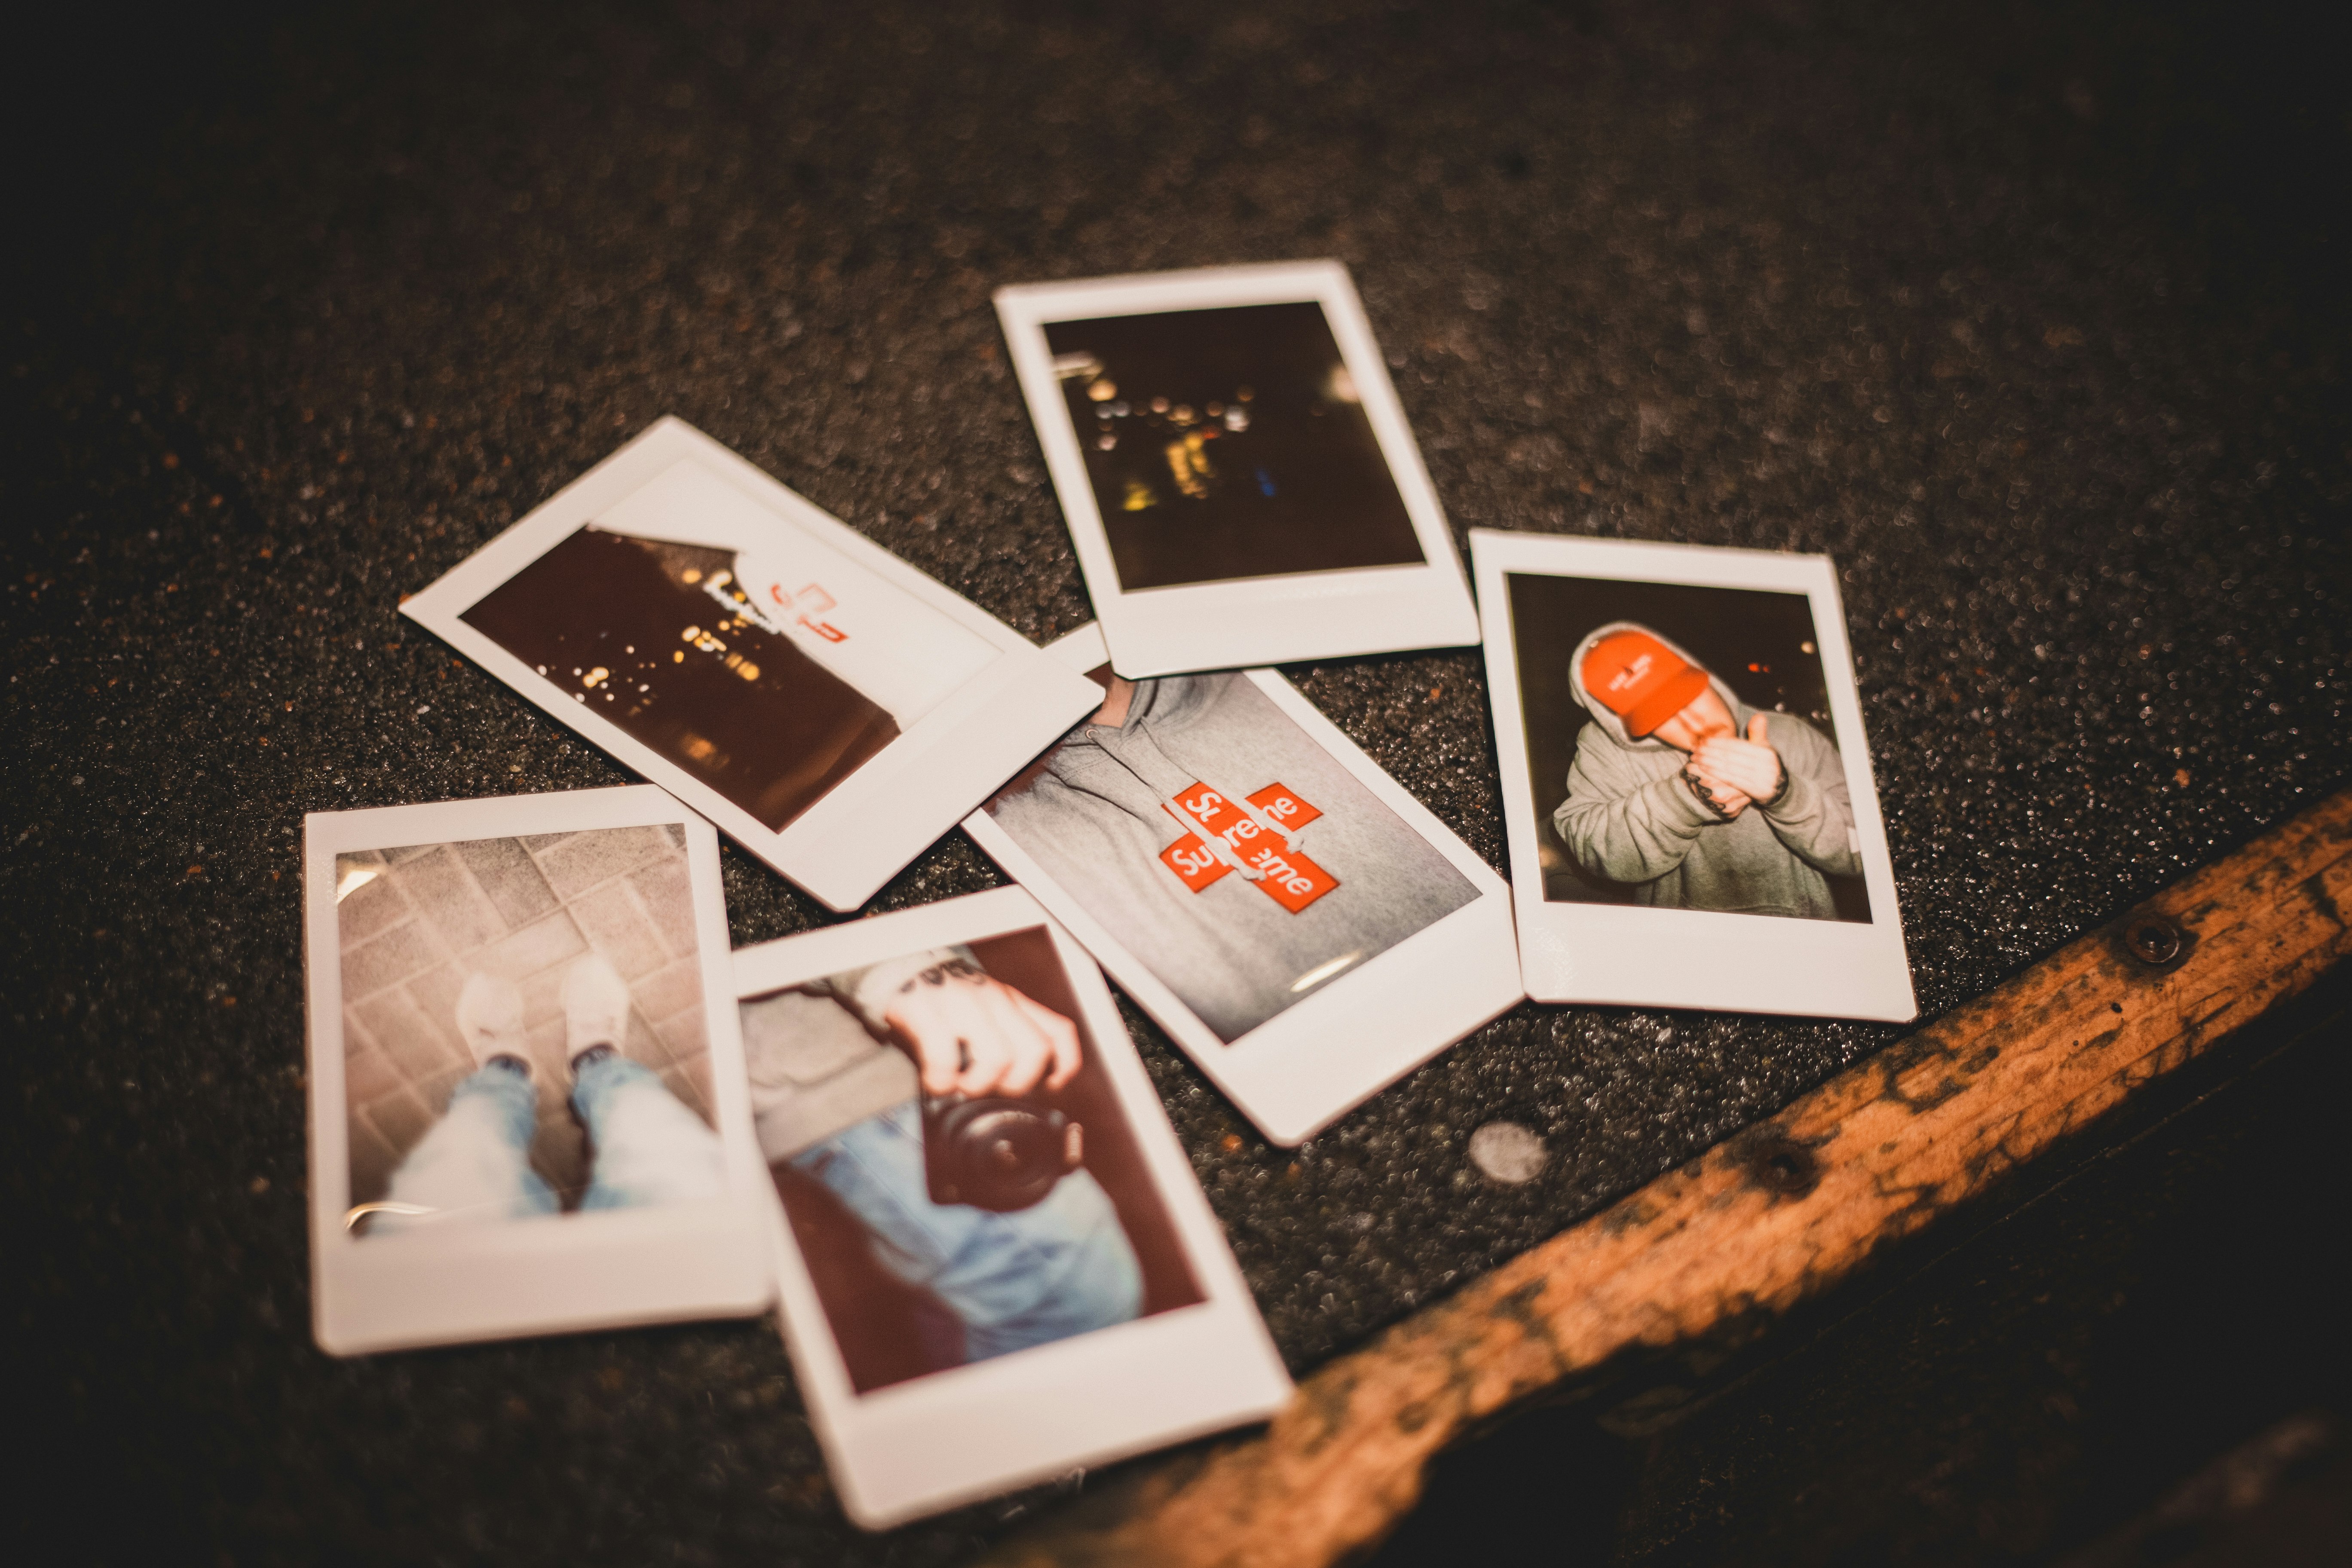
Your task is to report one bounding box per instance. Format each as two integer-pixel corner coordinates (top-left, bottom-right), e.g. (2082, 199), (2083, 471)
(8, 1), (2346, 1562)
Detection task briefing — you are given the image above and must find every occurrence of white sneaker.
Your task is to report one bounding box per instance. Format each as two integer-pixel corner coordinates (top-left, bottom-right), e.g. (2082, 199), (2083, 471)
(454, 972), (529, 1070)
(560, 952), (634, 1065)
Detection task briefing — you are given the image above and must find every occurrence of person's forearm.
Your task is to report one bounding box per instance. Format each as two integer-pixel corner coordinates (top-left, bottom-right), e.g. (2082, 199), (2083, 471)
(1758, 769), (1861, 876)
(1557, 773), (1713, 882)
(817, 946), (981, 1032)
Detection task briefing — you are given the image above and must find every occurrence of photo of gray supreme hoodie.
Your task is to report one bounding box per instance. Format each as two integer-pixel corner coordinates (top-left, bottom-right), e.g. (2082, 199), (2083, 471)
(1553, 622), (1860, 920)
(987, 672), (1478, 1042)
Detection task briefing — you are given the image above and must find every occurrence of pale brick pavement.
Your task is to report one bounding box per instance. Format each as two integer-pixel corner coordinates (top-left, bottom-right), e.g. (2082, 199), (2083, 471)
(335, 824), (714, 1208)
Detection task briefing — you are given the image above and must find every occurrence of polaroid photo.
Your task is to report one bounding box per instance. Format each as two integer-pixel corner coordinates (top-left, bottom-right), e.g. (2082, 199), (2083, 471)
(1471, 530), (1917, 1021)
(400, 417), (1104, 911)
(960, 624), (1523, 1145)
(303, 786), (775, 1356)
(994, 260), (1480, 677)
(732, 886), (1290, 1527)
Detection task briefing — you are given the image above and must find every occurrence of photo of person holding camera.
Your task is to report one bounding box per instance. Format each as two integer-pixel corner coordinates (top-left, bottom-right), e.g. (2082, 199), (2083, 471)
(741, 945), (1148, 1383)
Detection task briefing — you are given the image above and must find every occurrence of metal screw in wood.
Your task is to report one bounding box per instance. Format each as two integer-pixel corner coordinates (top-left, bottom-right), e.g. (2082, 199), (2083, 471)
(2124, 913), (2185, 966)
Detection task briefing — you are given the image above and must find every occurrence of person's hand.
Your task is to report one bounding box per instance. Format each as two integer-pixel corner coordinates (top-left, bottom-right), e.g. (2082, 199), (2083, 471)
(1684, 768), (1752, 820)
(882, 963), (1083, 1098)
(1688, 716), (1784, 817)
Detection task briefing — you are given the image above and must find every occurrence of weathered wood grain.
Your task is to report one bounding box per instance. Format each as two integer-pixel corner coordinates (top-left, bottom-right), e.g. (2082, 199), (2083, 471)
(982, 790), (2352, 1568)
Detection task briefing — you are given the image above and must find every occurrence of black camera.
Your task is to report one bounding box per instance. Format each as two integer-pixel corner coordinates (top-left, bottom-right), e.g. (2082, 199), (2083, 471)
(920, 1091), (1082, 1213)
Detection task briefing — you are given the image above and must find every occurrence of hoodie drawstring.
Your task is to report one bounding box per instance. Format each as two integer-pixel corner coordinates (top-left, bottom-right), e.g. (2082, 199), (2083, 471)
(1159, 784), (1301, 880)
(1160, 799), (1258, 877)
(1087, 691), (1306, 881)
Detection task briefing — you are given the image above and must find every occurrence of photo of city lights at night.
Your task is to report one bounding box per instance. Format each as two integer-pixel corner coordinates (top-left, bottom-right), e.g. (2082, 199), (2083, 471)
(1042, 301), (1427, 590)
(462, 525), (901, 830)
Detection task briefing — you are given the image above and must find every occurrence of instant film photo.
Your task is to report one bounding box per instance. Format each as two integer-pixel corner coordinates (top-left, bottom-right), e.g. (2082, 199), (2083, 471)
(1472, 530), (1917, 1021)
(994, 261), (1480, 677)
(962, 625), (1524, 1145)
(733, 887), (1290, 1528)
(401, 418), (1103, 911)
(302, 787), (773, 1355)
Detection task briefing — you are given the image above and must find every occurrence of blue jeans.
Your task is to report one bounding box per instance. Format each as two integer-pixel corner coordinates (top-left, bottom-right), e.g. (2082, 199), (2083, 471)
(793, 1100), (1143, 1364)
(372, 1056), (725, 1232)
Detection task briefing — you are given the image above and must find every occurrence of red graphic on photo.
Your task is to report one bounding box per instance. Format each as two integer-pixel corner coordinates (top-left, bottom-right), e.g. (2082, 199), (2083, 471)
(1158, 781), (1338, 912)
(1246, 782), (1321, 831)
(1159, 833), (1231, 892)
(772, 581), (848, 641)
(1237, 842), (1338, 913)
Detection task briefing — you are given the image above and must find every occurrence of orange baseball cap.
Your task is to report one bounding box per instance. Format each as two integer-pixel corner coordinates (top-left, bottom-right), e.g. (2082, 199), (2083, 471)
(1581, 629), (1711, 738)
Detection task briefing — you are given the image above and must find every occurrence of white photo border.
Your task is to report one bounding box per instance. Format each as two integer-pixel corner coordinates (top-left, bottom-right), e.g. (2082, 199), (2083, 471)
(399, 417), (1103, 912)
(303, 785), (775, 1357)
(1470, 529), (1917, 1022)
(961, 625), (1525, 1145)
(994, 260), (1481, 677)
(732, 885), (1292, 1528)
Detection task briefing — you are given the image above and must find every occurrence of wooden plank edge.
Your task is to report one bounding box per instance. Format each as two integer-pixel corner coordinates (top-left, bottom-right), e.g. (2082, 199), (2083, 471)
(977, 787), (2352, 1568)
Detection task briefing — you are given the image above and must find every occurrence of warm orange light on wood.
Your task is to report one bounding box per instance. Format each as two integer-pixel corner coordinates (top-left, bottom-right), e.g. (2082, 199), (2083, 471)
(983, 790), (2352, 1568)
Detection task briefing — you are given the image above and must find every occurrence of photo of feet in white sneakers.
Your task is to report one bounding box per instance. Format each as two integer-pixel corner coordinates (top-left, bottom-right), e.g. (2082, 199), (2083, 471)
(334, 827), (728, 1234)
(364, 954), (726, 1231)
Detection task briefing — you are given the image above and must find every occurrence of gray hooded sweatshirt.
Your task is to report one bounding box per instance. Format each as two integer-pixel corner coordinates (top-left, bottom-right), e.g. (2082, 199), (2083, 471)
(1552, 622), (1859, 920)
(988, 672), (1477, 1042)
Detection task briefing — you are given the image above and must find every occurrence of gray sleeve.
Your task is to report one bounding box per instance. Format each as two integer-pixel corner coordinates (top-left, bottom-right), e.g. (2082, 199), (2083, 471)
(1756, 716), (1862, 877)
(740, 988), (919, 1162)
(1553, 728), (1717, 883)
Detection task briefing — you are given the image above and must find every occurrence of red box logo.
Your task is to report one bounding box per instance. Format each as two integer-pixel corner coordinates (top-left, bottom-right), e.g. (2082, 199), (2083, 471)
(1158, 781), (1338, 913)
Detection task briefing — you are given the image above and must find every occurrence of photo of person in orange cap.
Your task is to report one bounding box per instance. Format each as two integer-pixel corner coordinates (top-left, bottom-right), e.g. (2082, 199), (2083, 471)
(1554, 621), (1860, 919)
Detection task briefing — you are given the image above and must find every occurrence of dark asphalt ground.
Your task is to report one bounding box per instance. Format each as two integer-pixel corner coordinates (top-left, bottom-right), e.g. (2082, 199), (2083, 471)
(7, 2), (2347, 1562)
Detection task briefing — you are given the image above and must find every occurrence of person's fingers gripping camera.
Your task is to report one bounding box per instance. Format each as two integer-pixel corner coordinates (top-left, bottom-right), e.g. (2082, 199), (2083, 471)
(881, 958), (1085, 1212)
